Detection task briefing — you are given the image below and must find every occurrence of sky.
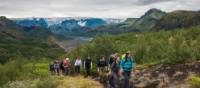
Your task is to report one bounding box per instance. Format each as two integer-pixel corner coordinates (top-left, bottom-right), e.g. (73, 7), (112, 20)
(0, 0), (200, 18)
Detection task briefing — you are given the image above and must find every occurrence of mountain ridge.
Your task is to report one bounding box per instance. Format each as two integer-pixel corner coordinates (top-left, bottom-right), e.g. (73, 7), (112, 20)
(152, 10), (200, 31)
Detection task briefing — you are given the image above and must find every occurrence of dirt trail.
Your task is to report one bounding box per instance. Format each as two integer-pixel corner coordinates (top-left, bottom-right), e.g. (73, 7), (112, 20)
(54, 61), (200, 88)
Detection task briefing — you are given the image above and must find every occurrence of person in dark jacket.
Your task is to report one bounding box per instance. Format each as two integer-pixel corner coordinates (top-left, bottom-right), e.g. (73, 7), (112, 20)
(59, 61), (65, 75)
(109, 57), (121, 88)
(54, 60), (60, 75)
(108, 51), (119, 71)
(97, 55), (107, 80)
(49, 62), (55, 75)
(84, 56), (92, 76)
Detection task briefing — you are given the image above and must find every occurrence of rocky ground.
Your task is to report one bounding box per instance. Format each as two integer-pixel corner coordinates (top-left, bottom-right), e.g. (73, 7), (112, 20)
(131, 61), (200, 88)
(97, 61), (200, 88)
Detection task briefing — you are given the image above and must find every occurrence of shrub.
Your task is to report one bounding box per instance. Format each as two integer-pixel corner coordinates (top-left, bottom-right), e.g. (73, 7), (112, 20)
(189, 76), (200, 88)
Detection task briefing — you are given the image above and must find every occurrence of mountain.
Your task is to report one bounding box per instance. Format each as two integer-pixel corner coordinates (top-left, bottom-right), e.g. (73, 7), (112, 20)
(132, 8), (166, 31)
(12, 17), (124, 36)
(0, 16), (65, 64)
(0, 16), (24, 39)
(12, 18), (48, 28)
(10, 9), (199, 37)
(10, 8), (167, 37)
(12, 17), (124, 28)
(0, 16), (61, 40)
(48, 18), (107, 34)
(124, 18), (138, 24)
(83, 8), (166, 35)
(152, 10), (200, 31)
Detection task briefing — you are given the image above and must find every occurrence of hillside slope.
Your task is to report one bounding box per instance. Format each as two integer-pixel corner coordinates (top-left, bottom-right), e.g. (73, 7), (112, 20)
(68, 26), (200, 65)
(83, 8), (166, 36)
(0, 17), (65, 64)
(152, 11), (200, 31)
(0, 16), (24, 39)
(131, 8), (166, 31)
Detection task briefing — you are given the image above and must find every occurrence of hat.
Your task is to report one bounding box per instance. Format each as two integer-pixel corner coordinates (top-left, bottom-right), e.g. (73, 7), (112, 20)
(66, 58), (69, 60)
(126, 51), (131, 54)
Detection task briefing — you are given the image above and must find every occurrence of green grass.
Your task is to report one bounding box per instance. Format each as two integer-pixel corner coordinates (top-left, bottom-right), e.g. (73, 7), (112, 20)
(0, 37), (65, 64)
(189, 76), (200, 88)
(0, 59), (52, 86)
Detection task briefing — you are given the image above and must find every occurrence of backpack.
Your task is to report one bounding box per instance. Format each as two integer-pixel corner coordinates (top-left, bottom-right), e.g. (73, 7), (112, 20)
(121, 58), (133, 71)
(99, 59), (106, 67)
(85, 59), (91, 67)
(54, 64), (60, 69)
(109, 56), (114, 65)
(60, 62), (64, 70)
(50, 64), (54, 70)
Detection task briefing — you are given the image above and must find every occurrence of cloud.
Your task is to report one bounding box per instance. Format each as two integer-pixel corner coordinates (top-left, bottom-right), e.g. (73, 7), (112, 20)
(0, 0), (199, 18)
(134, 0), (173, 5)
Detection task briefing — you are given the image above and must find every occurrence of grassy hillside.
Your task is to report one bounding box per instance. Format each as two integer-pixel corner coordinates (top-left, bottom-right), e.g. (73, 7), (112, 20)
(0, 16), (65, 63)
(152, 11), (200, 31)
(131, 8), (166, 31)
(68, 26), (200, 67)
(0, 16), (24, 39)
(0, 16), (65, 86)
(1, 62), (103, 88)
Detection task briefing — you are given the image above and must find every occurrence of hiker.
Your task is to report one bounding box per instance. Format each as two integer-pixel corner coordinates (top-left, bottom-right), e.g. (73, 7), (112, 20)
(108, 51), (119, 70)
(59, 60), (64, 75)
(63, 58), (71, 75)
(109, 56), (121, 88)
(107, 50), (119, 87)
(120, 51), (134, 88)
(97, 55), (107, 80)
(84, 56), (92, 76)
(54, 60), (60, 75)
(74, 56), (82, 74)
(49, 62), (55, 75)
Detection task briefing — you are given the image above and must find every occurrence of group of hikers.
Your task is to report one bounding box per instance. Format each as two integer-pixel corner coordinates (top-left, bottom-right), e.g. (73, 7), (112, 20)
(49, 50), (134, 88)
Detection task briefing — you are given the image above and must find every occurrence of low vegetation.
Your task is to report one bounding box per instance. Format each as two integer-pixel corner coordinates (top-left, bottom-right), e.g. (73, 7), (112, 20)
(189, 76), (200, 88)
(68, 26), (200, 66)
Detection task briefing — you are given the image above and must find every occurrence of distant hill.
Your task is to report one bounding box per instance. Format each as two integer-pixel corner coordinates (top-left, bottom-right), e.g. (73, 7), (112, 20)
(82, 8), (166, 36)
(0, 16), (24, 39)
(22, 26), (53, 39)
(13, 18), (48, 28)
(132, 8), (166, 31)
(152, 10), (200, 31)
(12, 17), (124, 36)
(0, 16), (65, 63)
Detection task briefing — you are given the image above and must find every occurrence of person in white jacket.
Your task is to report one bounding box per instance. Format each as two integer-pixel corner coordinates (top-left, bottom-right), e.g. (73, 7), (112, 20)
(74, 56), (82, 74)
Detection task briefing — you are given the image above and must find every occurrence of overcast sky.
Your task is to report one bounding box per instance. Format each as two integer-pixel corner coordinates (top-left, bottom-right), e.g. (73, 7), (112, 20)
(0, 0), (199, 18)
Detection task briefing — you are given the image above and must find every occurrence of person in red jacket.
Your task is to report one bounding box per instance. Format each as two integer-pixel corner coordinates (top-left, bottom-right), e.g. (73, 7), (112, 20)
(63, 58), (71, 75)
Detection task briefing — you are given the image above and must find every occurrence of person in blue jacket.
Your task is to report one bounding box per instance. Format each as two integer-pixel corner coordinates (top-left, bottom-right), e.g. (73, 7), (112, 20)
(120, 51), (135, 88)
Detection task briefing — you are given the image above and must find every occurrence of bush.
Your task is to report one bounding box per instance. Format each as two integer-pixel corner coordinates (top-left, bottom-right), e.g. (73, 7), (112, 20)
(189, 76), (200, 88)
(0, 59), (51, 86)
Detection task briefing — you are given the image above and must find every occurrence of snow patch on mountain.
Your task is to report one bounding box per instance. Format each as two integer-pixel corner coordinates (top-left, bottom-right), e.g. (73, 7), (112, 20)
(103, 18), (126, 24)
(78, 21), (86, 27)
